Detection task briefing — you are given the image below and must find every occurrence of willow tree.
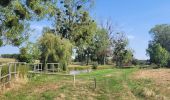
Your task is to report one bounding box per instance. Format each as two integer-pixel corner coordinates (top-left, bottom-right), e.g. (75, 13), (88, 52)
(0, 0), (56, 46)
(38, 32), (72, 70)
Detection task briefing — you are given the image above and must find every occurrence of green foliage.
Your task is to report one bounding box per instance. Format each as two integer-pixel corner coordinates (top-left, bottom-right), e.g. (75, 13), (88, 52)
(38, 32), (72, 70)
(25, 42), (41, 62)
(92, 62), (98, 69)
(18, 47), (32, 63)
(112, 33), (133, 67)
(93, 28), (111, 64)
(1, 54), (19, 59)
(75, 27), (111, 65)
(148, 24), (170, 67)
(18, 42), (40, 63)
(149, 24), (170, 52)
(147, 43), (169, 67)
(123, 49), (134, 64)
(55, 0), (96, 46)
(0, 0), (57, 46)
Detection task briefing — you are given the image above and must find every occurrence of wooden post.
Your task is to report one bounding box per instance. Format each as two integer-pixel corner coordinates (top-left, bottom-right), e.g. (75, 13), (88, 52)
(53, 64), (55, 73)
(0, 67), (1, 90)
(0, 67), (1, 83)
(94, 77), (96, 90)
(8, 64), (11, 83)
(73, 74), (75, 87)
(14, 63), (17, 78)
(58, 63), (60, 72)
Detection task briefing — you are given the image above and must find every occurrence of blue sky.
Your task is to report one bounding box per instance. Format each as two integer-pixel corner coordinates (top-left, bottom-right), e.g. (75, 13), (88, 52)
(1, 0), (170, 60)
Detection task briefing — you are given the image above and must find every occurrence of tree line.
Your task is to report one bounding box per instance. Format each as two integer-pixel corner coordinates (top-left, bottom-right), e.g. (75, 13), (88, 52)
(0, 0), (140, 70)
(147, 24), (170, 67)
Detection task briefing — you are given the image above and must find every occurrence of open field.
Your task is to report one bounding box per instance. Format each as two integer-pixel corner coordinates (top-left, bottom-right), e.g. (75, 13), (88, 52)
(0, 58), (16, 64)
(1, 67), (170, 100)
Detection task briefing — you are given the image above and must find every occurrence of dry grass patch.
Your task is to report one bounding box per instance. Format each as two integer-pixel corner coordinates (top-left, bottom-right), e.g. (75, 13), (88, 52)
(0, 58), (16, 64)
(33, 83), (59, 94)
(132, 69), (170, 100)
(133, 69), (170, 85)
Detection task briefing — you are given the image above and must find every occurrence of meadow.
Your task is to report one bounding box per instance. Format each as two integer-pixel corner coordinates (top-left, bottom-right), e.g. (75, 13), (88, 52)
(0, 66), (170, 100)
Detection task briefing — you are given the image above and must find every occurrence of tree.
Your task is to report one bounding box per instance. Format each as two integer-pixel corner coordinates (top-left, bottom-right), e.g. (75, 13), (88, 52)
(149, 24), (170, 52)
(147, 24), (170, 66)
(93, 28), (111, 65)
(147, 43), (169, 67)
(0, 0), (57, 46)
(18, 42), (41, 63)
(38, 32), (72, 70)
(123, 49), (133, 65)
(54, 0), (96, 46)
(112, 32), (133, 67)
(18, 47), (32, 63)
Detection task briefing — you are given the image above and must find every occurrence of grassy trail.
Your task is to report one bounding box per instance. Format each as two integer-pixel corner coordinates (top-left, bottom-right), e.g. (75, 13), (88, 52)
(0, 68), (169, 100)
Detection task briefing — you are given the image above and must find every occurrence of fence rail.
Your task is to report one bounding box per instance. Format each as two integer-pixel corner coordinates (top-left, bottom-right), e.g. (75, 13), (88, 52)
(0, 62), (63, 92)
(0, 62), (26, 91)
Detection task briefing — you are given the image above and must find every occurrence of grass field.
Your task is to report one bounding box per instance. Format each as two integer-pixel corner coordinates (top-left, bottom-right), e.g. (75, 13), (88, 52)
(0, 58), (16, 64)
(1, 67), (170, 100)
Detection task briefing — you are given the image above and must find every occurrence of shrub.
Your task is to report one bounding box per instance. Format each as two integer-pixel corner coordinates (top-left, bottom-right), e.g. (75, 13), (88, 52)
(92, 62), (98, 69)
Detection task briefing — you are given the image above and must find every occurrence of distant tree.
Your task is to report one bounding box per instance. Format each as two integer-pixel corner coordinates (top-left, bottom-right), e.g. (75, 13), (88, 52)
(18, 47), (32, 63)
(93, 28), (111, 65)
(38, 32), (72, 70)
(123, 49), (134, 65)
(18, 42), (41, 63)
(147, 24), (170, 66)
(147, 43), (169, 67)
(112, 32), (133, 67)
(1, 54), (19, 59)
(149, 24), (170, 52)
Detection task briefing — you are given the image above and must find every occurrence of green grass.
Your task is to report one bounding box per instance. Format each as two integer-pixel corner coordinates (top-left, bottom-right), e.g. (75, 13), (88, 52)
(0, 67), (169, 100)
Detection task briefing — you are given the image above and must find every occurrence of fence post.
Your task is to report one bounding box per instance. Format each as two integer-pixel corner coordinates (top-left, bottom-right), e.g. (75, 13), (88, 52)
(58, 63), (61, 72)
(53, 64), (55, 72)
(73, 74), (76, 87)
(8, 64), (11, 84)
(14, 63), (17, 78)
(0, 67), (1, 83)
(0, 67), (1, 90)
(94, 77), (96, 90)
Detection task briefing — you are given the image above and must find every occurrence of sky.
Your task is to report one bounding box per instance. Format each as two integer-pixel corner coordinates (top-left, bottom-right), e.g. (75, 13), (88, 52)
(1, 0), (170, 60)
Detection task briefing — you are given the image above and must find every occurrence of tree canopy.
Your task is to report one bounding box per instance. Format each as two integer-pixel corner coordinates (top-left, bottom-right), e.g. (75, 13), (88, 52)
(38, 32), (72, 70)
(147, 24), (170, 67)
(0, 0), (57, 46)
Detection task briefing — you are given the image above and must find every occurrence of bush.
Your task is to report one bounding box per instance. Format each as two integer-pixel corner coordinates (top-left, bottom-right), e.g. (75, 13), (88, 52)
(92, 62), (98, 69)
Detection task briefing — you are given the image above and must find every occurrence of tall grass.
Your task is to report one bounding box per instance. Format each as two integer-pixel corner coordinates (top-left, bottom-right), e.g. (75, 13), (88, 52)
(0, 58), (16, 65)
(0, 64), (29, 78)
